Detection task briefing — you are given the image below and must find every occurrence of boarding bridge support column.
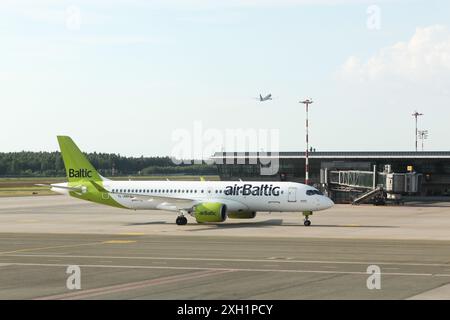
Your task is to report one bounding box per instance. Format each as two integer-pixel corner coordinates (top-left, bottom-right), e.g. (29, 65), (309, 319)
(373, 165), (377, 189)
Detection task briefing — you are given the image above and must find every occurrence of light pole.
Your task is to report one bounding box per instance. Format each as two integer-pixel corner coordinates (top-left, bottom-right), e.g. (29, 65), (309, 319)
(412, 111), (423, 152)
(300, 99), (313, 185)
(418, 130), (429, 151)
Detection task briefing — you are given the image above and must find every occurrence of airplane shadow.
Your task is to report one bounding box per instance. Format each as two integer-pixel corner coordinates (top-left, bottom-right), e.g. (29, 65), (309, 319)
(124, 219), (396, 229)
(188, 219), (397, 231)
(127, 221), (168, 226)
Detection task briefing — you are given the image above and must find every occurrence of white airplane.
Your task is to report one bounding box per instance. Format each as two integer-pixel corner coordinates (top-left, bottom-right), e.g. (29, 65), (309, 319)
(45, 136), (334, 226)
(258, 94), (272, 102)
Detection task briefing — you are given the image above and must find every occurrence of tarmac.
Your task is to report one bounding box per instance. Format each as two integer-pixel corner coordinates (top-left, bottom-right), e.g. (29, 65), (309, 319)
(0, 195), (450, 299)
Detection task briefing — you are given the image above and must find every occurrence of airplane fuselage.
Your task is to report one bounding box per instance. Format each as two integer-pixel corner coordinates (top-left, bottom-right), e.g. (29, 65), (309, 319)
(53, 181), (333, 213)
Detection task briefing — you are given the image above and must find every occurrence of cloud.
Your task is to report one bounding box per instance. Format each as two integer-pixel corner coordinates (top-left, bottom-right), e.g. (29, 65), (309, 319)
(339, 25), (450, 82)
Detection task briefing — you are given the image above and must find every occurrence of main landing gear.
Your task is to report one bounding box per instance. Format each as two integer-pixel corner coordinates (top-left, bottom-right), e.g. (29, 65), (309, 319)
(176, 215), (188, 226)
(303, 211), (312, 227)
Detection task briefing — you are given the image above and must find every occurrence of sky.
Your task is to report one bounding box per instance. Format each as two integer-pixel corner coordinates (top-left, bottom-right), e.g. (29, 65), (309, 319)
(0, 0), (449, 157)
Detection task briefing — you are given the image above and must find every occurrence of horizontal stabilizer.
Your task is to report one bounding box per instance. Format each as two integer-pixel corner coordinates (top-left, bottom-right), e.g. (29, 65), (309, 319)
(35, 184), (83, 192)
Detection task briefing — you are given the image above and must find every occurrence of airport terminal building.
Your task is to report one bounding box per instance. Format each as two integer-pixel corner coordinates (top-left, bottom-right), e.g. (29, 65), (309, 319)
(211, 151), (450, 202)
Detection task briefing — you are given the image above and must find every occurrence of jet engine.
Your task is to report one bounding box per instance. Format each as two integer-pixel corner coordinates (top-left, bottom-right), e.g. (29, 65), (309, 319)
(193, 202), (227, 223)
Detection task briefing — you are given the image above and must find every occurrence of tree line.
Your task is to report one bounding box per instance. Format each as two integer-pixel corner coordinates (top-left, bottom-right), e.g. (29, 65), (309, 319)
(0, 152), (218, 177)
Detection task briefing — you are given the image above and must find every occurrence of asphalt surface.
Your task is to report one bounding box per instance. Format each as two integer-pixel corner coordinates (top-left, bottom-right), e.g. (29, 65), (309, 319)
(0, 196), (450, 299)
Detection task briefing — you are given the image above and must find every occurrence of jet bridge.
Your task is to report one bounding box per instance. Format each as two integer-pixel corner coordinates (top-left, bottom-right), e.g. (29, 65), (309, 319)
(320, 165), (422, 204)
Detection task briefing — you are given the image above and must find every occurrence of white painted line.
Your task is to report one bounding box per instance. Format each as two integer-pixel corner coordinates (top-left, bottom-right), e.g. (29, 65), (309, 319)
(3, 262), (446, 277)
(5, 253), (450, 268)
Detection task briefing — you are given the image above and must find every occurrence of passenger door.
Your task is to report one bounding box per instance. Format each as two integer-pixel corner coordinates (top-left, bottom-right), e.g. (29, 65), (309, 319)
(288, 187), (297, 202)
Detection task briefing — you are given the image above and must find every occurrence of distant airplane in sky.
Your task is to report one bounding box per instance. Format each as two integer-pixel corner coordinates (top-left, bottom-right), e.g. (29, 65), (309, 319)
(258, 94), (272, 102)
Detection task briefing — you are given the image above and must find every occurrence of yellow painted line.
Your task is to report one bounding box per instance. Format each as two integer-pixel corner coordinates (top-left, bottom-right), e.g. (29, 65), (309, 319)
(0, 242), (103, 255)
(103, 240), (137, 244)
(117, 233), (145, 236)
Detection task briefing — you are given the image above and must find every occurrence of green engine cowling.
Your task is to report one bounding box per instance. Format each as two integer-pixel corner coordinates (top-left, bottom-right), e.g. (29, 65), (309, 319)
(194, 202), (227, 223)
(227, 211), (257, 219)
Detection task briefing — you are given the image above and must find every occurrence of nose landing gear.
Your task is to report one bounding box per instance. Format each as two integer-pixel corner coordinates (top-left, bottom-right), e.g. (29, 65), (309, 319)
(303, 211), (313, 226)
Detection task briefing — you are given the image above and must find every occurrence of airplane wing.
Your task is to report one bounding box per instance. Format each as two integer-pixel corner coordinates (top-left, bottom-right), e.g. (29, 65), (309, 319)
(45, 180), (199, 212)
(97, 181), (196, 211)
(113, 191), (198, 211)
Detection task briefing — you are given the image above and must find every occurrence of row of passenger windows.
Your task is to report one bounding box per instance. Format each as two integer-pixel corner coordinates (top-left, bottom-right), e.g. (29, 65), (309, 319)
(111, 189), (285, 195)
(112, 189), (206, 194)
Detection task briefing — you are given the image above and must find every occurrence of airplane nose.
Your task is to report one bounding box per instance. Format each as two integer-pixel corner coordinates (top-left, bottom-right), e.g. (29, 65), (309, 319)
(327, 198), (334, 208)
(326, 198), (334, 208)
(320, 196), (334, 210)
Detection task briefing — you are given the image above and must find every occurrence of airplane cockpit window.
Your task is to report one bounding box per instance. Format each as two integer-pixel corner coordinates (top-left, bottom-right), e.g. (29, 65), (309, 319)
(306, 190), (323, 196)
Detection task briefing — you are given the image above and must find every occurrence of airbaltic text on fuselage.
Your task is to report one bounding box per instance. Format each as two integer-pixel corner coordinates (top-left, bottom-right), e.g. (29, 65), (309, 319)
(224, 184), (281, 196)
(68, 168), (93, 178)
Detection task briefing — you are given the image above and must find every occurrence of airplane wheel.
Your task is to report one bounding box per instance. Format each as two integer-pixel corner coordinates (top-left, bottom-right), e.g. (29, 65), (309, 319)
(304, 220), (311, 227)
(176, 216), (188, 226)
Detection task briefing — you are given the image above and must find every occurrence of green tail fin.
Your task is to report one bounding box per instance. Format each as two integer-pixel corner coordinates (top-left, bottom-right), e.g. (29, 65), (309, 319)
(57, 136), (102, 182)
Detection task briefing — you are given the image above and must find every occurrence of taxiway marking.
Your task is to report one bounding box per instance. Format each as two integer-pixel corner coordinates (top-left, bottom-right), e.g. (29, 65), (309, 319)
(5, 253), (450, 268)
(4, 262), (448, 278)
(35, 269), (233, 300)
(0, 242), (103, 255)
